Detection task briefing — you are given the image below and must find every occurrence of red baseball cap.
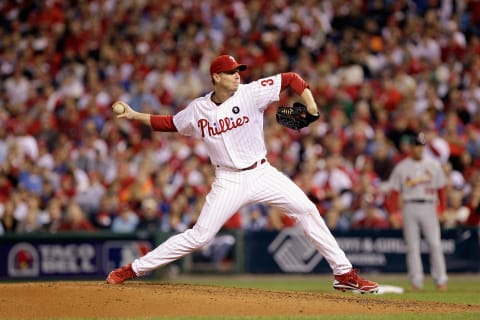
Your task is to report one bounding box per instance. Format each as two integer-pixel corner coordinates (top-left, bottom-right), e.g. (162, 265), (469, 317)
(210, 55), (247, 75)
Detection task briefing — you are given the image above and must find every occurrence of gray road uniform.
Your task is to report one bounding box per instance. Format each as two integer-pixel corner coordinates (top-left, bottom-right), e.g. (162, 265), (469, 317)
(388, 156), (448, 288)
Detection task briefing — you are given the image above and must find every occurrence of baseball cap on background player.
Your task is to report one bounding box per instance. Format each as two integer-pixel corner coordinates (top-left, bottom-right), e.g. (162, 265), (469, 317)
(411, 132), (426, 146)
(210, 55), (247, 75)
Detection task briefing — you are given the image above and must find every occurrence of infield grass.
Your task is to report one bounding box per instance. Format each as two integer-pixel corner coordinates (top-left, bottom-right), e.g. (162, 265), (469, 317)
(161, 273), (480, 320)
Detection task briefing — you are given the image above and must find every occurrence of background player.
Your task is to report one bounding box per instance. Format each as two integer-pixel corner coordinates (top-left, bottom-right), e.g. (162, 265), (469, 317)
(386, 133), (448, 290)
(106, 55), (378, 293)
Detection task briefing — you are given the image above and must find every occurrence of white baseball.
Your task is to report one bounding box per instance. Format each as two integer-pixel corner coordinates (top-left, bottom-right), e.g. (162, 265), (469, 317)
(112, 102), (126, 114)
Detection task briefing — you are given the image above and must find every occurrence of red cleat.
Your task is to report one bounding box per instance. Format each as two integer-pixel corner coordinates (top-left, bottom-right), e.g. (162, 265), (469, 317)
(106, 263), (137, 284)
(333, 269), (379, 294)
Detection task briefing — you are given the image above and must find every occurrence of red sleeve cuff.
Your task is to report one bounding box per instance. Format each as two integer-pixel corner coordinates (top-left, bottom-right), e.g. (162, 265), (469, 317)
(150, 115), (177, 132)
(437, 187), (447, 212)
(386, 190), (400, 213)
(281, 72), (308, 95)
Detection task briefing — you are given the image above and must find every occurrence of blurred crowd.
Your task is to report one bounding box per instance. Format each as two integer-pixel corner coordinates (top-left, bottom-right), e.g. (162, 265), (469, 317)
(1, 0), (480, 235)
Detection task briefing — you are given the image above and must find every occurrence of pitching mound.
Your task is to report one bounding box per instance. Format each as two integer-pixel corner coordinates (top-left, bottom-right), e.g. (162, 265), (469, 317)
(1, 281), (478, 318)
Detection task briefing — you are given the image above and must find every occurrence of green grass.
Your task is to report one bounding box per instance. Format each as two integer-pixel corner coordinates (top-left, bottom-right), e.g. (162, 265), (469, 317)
(74, 316), (480, 320)
(162, 316), (479, 320)
(157, 317), (478, 320)
(158, 273), (480, 320)
(167, 273), (480, 304)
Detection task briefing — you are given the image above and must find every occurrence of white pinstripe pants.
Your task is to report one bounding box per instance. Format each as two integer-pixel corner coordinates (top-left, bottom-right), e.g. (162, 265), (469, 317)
(132, 162), (352, 275)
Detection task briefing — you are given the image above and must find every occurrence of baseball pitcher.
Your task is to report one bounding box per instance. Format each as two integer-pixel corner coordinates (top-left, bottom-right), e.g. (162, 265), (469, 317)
(106, 55), (378, 293)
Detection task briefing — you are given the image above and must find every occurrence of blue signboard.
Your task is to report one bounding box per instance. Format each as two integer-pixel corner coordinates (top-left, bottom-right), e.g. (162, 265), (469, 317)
(0, 235), (153, 279)
(245, 228), (480, 274)
(1, 228), (478, 278)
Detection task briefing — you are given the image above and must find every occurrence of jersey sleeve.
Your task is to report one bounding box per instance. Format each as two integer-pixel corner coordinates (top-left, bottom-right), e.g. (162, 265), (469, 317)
(172, 103), (196, 136)
(388, 164), (402, 192)
(432, 160), (447, 189)
(249, 74), (282, 111)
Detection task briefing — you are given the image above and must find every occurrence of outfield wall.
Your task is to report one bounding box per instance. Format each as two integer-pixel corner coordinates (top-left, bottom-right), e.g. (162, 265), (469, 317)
(0, 228), (478, 279)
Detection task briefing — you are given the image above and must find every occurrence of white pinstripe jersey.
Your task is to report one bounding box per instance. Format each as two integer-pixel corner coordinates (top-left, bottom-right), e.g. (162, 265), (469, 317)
(173, 74), (281, 169)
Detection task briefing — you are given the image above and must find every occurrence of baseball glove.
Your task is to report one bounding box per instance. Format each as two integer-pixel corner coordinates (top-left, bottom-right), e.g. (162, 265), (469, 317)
(276, 102), (320, 131)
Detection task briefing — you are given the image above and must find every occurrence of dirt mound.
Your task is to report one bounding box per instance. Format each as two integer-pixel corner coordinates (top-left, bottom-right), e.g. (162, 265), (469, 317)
(1, 281), (477, 318)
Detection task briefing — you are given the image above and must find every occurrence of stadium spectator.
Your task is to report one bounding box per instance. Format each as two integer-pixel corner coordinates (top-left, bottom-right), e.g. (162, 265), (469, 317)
(110, 203), (139, 233)
(241, 204), (269, 231)
(311, 153), (353, 230)
(137, 197), (162, 233)
(40, 198), (64, 233)
(59, 201), (96, 232)
(0, 200), (18, 234)
(441, 188), (471, 228)
(15, 195), (43, 233)
(0, 0), (479, 234)
(465, 173), (480, 227)
(351, 194), (391, 230)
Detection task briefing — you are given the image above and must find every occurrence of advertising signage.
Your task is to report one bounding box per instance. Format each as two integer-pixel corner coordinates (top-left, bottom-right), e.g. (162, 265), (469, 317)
(0, 234), (153, 279)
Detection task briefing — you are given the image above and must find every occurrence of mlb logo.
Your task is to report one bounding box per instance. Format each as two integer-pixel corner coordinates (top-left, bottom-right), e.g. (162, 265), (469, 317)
(103, 241), (152, 273)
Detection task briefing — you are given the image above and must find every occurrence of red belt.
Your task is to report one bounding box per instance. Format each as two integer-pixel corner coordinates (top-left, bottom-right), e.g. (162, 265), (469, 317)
(240, 159), (266, 171)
